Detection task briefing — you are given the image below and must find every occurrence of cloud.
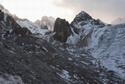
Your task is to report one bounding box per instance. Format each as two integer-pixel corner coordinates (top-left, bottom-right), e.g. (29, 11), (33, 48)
(54, 0), (125, 23)
(0, 0), (4, 4)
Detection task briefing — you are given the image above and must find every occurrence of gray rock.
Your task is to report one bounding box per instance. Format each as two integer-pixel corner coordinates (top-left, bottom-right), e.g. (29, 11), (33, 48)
(53, 18), (72, 42)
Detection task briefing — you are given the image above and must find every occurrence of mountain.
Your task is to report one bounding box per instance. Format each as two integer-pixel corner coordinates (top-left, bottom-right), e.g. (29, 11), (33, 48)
(67, 11), (105, 44)
(35, 16), (55, 31)
(12, 15), (55, 36)
(112, 17), (125, 24)
(66, 11), (125, 78)
(50, 10), (125, 80)
(0, 5), (125, 84)
(16, 18), (49, 35)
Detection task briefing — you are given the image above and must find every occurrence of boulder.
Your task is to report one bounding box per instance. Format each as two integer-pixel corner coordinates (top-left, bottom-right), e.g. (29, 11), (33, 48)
(53, 18), (72, 42)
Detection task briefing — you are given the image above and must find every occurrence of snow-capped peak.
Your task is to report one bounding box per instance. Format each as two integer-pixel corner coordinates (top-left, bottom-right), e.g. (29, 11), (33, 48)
(67, 11), (125, 78)
(75, 11), (92, 21)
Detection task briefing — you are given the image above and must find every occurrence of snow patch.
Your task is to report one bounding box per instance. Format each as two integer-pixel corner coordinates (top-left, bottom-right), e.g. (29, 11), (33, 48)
(0, 74), (24, 84)
(58, 70), (71, 80)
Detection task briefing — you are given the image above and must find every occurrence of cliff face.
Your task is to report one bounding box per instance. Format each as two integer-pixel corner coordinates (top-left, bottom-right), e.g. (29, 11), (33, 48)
(53, 18), (72, 42)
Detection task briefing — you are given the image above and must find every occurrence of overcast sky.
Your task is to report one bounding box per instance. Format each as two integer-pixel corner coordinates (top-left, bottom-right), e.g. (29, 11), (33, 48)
(1, 0), (125, 23)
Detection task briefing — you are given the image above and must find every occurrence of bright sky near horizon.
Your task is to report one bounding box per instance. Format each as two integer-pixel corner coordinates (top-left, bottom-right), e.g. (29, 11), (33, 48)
(1, 0), (74, 22)
(1, 0), (125, 23)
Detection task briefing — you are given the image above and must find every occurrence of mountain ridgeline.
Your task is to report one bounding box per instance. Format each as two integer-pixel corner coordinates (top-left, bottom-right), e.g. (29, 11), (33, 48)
(0, 5), (125, 84)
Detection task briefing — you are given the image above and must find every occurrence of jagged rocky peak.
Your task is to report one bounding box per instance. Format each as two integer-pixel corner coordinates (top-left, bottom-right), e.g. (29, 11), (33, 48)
(73, 11), (92, 23)
(34, 16), (55, 30)
(0, 9), (31, 38)
(70, 11), (105, 34)
(71, 11), (105, 27)
(53, 18), (72, 42)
